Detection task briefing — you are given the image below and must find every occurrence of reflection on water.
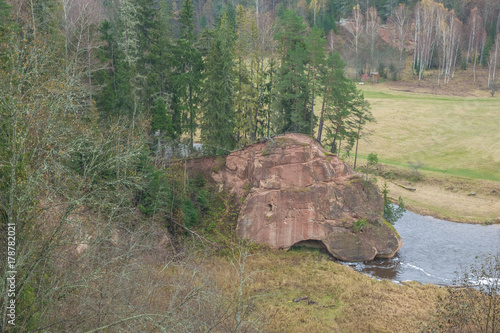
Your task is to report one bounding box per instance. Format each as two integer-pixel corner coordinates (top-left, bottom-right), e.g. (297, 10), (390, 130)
(342, 209), (500, 285)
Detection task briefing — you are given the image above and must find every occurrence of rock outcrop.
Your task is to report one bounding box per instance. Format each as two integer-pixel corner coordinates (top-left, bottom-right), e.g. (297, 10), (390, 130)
(209, 133), (402, 261)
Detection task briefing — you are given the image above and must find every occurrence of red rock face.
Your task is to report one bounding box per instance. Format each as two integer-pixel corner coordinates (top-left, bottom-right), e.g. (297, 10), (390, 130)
(212, 133), (402, 261)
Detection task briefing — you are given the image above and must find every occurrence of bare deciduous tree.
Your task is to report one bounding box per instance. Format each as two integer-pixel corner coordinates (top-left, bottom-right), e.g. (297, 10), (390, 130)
(345, 4), (364, 62)
(488, 35), (500, 88)
(366, 6), (380, 70)
(413, 0), (439, 85)
(466, 7), (486, 81)
(366, 7), (380, 69)
(388, 4), (410, 70)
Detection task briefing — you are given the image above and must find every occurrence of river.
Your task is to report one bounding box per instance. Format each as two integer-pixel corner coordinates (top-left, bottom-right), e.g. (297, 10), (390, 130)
(343, 209), (500, 286)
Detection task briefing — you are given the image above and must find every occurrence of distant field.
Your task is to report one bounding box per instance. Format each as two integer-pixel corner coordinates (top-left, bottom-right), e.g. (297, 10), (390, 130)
(355, 84), (500, 182)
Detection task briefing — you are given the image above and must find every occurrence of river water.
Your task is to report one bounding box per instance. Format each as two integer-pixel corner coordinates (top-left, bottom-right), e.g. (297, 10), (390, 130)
(343, 210), (500, 286)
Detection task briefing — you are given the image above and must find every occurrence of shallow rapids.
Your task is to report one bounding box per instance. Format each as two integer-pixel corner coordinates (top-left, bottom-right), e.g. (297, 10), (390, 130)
(343, 210), (500, 285)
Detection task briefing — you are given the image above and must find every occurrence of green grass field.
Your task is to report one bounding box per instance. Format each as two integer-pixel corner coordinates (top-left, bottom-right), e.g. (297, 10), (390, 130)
(355, 84), (500, 182)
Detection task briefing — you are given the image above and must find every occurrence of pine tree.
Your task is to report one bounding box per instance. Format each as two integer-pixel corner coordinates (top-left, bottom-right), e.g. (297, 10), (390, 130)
(317, 52), (372, 156)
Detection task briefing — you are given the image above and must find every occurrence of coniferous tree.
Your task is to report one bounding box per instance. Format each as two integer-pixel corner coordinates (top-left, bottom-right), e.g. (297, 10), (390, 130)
(352, 94), (375, 169)
(172, 0), (204, 147)
(316, 52), (372, 156)
(136, 0), (162, 111)
(305, 26), (326, 136)
(234, 6), (253, 146)
(94, 0), (141, 119)
(201, 12), (236, 154)
(151, 97), (175, 138)
(274, 9), (309, 134)
(317, 52), (350, 143)
(94, 20), (119, 117)
(234, 5), (267, 146)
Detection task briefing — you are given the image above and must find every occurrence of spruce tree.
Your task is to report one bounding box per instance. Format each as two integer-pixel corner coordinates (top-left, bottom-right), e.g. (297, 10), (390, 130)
(94, 20), (121, 117)
(200, 12), (236, 155)
(305, 26), (326, 136)
(274, 9), (309, 134)
(94, 0), (141, 119)
(172, 0), (203, 147)
(151, 98), (175, 138)
(318, 52), (357, 154)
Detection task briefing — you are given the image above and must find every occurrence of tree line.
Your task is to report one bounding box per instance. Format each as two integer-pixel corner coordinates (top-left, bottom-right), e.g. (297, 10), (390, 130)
(90, 0), (375, 156)
(0, 0), (498, 330)
(340, 0), (499, 88)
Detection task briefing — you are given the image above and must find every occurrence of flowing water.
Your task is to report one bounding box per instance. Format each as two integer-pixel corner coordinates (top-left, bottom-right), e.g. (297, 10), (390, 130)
(343, 210), (500, 285)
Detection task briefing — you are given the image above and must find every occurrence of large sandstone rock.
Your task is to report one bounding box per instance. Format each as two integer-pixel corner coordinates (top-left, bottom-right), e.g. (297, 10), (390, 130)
(211, 133), (402, 261)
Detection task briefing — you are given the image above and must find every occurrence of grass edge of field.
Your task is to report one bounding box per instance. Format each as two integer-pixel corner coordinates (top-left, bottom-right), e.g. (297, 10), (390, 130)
(348, 157), (500, 224)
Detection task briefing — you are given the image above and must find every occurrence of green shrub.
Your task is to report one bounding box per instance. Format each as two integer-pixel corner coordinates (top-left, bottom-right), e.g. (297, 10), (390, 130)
(192, 173), (206, 188)
(389, 63), (398, 81)
(353, 218), (369, 232)
(182, 199), (198, 228)
(378, 62), (387, 79)
(382, 182), (405, 224)
(137, 166), (175, 217)
(196, 189), (210, 210)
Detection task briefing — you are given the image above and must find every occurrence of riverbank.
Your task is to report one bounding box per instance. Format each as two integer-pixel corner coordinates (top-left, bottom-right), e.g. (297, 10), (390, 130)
(210, 248), (446, 332)
(377, 163), (500, 224)
(350, 82), (500, 224)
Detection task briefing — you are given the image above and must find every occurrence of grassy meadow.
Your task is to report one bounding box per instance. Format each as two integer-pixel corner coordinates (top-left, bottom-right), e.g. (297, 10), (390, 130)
(347, 83), (500, 223)
(357, 85), (500, 181)
(211, 248), (445, 333)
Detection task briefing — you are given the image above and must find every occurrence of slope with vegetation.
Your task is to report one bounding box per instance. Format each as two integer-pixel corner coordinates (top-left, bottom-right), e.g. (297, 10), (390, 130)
(1, 0), (499, 331)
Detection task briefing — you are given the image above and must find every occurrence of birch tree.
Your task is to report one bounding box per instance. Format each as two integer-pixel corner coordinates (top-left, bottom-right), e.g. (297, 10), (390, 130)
(413, 0), (439, 85)
(488, 34), (500, 87)
(308, 0), (326, 26)
(466, 7), (486, 81)
(345, 4), (363, 62)
(436, 3), (448, 86)
(388, 4), (410, 70)
(59, 0), (104, 102)
(366, 6), (380, 70)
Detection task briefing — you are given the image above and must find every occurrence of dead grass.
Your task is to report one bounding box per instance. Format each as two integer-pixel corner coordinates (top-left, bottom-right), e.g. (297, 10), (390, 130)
(356, 85), (500, 182)
(348, 161), (500, 224)
(338, 70), (500, 223)
(210, 249), (445, 333)
(381, 170), (500, 224)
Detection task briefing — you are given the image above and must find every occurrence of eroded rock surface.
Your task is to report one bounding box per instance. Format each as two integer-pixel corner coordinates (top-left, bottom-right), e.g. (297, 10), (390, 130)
(210, 133), (402, 261)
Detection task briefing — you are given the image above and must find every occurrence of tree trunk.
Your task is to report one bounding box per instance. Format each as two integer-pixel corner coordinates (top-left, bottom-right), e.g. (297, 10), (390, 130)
(309, 67), (316, 136)
(354, 117), (362, 169)
(317, 93), (327, 142)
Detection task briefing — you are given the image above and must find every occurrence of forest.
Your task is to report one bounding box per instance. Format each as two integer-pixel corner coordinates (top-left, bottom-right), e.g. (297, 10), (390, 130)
(0, 0), (499, 331)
